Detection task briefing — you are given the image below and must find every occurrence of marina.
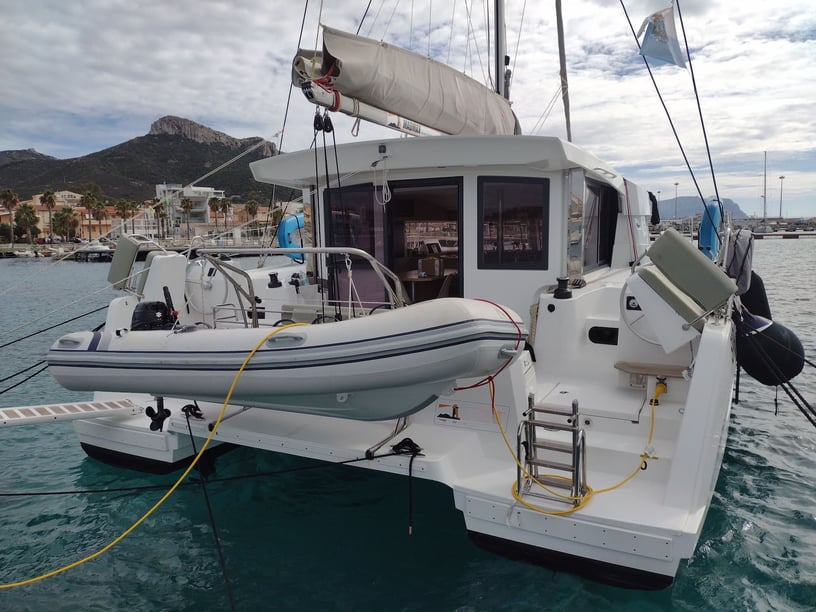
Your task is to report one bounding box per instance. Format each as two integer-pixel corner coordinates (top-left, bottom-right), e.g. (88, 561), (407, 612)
(1, 0), (814, 608)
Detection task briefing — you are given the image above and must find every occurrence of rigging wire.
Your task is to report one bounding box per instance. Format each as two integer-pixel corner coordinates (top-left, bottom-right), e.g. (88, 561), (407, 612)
(619, 0), (721, 245)
(675, 0), (724, 225)
(277, 0), (311, 154)
(509, 0), (527, 90)
(427, 0), (432, 57)
(463, 0), (490, 87)
(381, 0), (401, 41)
(356, 1), (372, 34)
(530, 85), (563, 135)
(446, 0), (457, 65)
(365, 0), (386, 37)
(483, 0), (494, 90)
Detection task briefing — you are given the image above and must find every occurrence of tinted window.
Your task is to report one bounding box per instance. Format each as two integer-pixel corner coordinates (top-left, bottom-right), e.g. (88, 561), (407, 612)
(478, 177), (549, 269)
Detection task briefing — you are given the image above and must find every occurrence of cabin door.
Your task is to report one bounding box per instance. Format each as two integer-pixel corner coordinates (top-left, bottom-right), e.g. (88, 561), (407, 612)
(384, 178), (462, 302)
(323, 179), (462, 305)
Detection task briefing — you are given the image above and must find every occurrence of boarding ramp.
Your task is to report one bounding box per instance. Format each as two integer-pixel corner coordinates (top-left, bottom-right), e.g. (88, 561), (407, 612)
(0, 399), (142, 427)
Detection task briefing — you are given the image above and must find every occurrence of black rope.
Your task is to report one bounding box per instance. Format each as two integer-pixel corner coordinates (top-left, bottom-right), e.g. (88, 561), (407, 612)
(0, 446), (419, 496)
(0, 363), (49, 395)
(0, 305), (107, 349)
(320, 122), (343, 321)
(183, 406), (236, 612)
(0, 360), (46, 385)
(390, 438), (423, 536)
(277, 0), (310, 154)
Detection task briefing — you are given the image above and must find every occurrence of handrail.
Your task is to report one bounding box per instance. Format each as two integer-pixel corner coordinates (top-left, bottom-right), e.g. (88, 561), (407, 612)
(195, 246), (408, 307)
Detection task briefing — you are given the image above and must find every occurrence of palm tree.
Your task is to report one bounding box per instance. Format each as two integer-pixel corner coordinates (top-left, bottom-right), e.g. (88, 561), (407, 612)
(114, 199), (131, 236)
(128, 200), (140, 234)
(244, 199), (260, 223)
(1, 189), (19, 246)
(180, 197), (194, 238)
(220, 198), (231, 231)
(80, 191), (97, 239)
(92, 200), (108, 238)
(53, 206), (79, 241)
(152, 198), (164, 239)
(14, 203), (39, 243)
(208, 198), (220, 232)
(41, 189), (56, 240)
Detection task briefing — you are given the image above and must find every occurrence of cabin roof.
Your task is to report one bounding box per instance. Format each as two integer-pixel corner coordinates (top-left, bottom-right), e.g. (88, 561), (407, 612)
(250, 135), (624, 190)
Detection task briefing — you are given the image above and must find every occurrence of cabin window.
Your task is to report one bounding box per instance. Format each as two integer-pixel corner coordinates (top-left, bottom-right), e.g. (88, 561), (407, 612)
(583, 181), (619, 271)
(477, 177), (549, 270)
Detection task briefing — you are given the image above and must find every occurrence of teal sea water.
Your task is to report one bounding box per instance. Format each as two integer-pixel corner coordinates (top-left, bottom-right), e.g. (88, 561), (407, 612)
(0, 240), (814, 611)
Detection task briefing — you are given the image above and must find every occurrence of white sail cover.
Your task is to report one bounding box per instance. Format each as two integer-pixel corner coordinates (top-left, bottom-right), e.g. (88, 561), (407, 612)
(293, 26), (520, 136)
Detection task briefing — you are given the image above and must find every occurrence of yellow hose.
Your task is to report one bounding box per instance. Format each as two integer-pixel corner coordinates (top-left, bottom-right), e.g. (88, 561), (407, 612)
(1, 323), (307, 589)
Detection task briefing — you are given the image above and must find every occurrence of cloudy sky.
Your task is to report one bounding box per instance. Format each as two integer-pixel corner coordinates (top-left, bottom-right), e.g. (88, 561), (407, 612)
(2, 0), (814, 217)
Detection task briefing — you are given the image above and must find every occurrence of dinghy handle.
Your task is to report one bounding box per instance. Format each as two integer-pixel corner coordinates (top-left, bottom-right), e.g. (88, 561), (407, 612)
(266, 334), (306, 345)
(500, 345), (520, 357)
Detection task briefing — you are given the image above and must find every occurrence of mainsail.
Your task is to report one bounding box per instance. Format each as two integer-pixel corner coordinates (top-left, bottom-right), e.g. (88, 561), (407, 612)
(293, 26), (521, 137)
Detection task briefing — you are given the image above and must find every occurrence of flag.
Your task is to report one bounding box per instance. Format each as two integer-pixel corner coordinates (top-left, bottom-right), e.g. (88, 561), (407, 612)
(637, 4), (686, 68)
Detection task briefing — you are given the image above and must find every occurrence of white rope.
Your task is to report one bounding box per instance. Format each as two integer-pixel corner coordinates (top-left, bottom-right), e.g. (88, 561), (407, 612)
(372, 156), (392, 207)
(344, 254), (364, 312)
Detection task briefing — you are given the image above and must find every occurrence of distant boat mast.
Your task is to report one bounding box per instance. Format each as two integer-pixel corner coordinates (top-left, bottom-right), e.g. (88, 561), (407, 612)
(762, 151), (767, 222)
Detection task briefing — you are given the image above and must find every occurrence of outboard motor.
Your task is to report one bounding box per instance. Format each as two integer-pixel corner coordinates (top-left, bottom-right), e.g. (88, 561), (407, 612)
(131, 301), (174, 331)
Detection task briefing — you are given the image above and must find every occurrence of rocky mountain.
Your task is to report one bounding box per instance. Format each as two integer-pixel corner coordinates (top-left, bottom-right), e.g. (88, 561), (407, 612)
(0, 148), (56, 169)
(0, 117), (288, 202)
(657, 195), (748, 220)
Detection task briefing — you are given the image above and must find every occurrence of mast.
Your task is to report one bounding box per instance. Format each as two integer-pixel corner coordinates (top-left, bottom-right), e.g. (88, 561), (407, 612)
(762, 151), (767, 221)
(494, 0), (509, 100)
(555, 0), (572, 142)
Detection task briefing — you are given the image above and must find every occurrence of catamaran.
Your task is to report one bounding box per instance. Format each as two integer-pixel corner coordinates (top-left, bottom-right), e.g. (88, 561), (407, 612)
(2, 1), (805, 590)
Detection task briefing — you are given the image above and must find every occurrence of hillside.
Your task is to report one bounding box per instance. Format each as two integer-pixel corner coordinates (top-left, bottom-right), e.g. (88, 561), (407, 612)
(0, 117), (295, 202)
(657, 195), (747, 219)
(0, 149), (56, 169)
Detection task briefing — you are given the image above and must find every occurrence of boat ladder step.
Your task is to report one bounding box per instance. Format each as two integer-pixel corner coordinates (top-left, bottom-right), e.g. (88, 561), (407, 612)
(526, 419), (575, 432)
(0, 399), (142, 427)
(532, 439), (573, 453)
(529, 404), (574, 417)
(524, 474), (574, 492)
(527, 457), (574, 472)
(517, 396), (587, 505)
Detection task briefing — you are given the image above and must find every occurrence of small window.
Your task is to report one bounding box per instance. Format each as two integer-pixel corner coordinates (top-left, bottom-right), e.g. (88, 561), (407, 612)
(478, 177), (549, 270)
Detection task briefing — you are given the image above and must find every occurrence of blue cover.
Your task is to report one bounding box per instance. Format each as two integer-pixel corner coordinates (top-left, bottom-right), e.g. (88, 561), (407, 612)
(698, 202), (721, 260)
(277, 213), (305, 259)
